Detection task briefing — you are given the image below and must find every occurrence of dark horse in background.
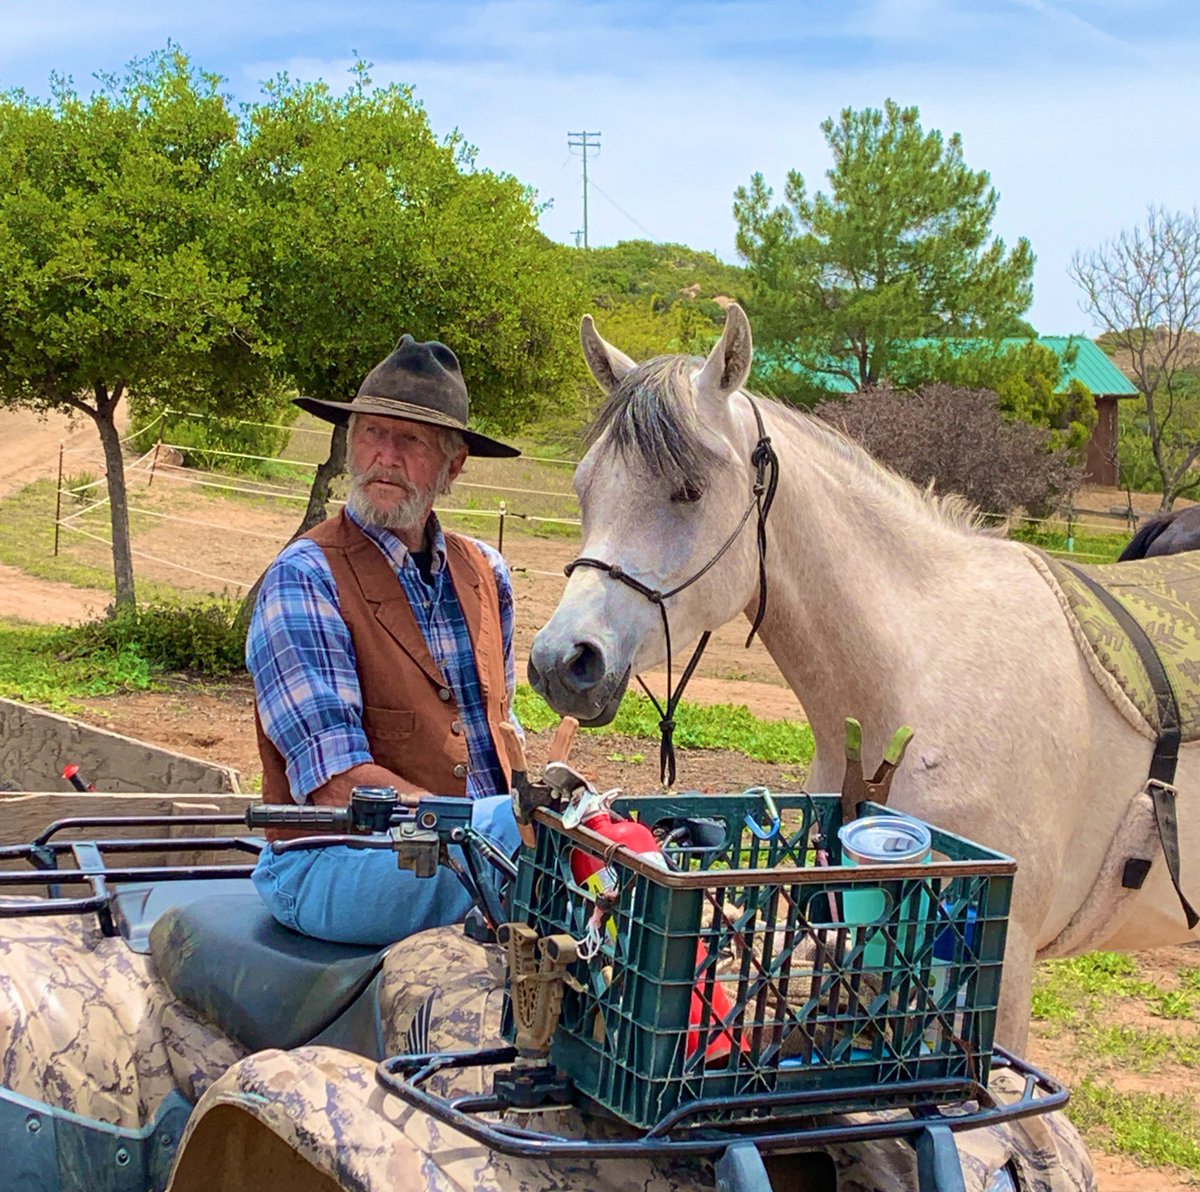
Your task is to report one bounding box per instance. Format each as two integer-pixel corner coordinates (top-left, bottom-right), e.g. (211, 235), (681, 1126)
(1119, 505), (1200, 560)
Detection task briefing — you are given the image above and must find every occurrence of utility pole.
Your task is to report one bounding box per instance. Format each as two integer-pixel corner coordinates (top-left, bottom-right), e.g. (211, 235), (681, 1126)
(567, 130), (600, 248)
(571, 229), (584, 248)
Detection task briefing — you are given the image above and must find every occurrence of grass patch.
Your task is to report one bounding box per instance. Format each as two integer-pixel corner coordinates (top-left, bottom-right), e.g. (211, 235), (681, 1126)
(1033, 952), (1158, 1026)
(1009, 524), (1127, 563)
(0, 600), (245, 713)
(1084, 1024), (1200, 1070)
(0, 619), (157, 712)
(1069, 1079), (1200, 1174)
(514, 684), (814, 767)
(0, 480), (198, 602)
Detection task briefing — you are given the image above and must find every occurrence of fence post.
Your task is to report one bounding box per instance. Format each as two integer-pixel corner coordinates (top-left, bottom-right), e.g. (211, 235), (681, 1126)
(1066, 499), (1075, 554)
(149, 407), (169, 488)
(497, 501), (507, 555)
(53, 441), (64, 557)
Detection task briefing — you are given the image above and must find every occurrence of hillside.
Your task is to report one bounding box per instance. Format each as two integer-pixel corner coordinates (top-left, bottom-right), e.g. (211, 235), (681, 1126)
(567, 239), (747, 312)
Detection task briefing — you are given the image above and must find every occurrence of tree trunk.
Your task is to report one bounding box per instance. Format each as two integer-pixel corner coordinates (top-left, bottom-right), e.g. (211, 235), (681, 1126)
(234, 422), (348, 636)
(297, 422), (349, 535)
(92, 382), (136, 609)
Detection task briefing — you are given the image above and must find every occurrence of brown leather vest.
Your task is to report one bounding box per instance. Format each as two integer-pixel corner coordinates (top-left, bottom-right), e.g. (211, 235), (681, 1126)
(256, 512), (512, 836)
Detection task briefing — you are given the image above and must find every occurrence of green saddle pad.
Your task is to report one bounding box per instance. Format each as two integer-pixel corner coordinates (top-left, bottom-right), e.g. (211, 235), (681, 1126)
(1042, 553), (1200, 742)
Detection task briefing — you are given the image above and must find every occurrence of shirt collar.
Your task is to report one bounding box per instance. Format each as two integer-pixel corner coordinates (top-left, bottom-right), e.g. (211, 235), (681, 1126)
(346, 505), (447, 575)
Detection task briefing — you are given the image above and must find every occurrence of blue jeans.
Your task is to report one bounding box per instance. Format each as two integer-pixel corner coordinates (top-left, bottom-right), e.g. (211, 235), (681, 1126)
(252, 794), (521, 946)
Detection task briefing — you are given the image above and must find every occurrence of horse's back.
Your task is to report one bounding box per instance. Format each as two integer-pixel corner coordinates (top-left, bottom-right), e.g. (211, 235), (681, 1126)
(1120, 506), (1200, 560)
(1043, 551), (1200, 742)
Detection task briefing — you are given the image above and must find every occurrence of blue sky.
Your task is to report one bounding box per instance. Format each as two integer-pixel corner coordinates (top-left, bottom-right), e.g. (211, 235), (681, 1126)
(2, 0), (1198, 334)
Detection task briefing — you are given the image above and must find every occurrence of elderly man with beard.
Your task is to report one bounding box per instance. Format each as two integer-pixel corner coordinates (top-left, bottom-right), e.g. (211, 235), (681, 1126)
(247, 336), (524, 945)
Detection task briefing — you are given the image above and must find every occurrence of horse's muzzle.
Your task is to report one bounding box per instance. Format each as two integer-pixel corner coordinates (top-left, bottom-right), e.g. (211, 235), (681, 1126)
(527, 637), (631, 727)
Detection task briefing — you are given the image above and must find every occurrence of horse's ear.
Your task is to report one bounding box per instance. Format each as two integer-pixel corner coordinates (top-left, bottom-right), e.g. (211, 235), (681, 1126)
(580, 314), (637, 394)
(696, 304), (753, 401)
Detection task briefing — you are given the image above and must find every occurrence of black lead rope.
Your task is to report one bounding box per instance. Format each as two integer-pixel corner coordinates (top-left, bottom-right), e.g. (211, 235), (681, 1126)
(566, 396), (780, 787)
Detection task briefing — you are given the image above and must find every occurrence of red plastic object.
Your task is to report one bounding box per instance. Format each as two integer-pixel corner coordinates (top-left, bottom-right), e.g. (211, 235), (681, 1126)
(62, 763), (95, 792)
(569, 800), (745, 1061)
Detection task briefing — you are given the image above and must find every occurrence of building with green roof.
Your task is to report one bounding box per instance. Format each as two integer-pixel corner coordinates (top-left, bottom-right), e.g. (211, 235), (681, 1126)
(778, 337), (1139, 486)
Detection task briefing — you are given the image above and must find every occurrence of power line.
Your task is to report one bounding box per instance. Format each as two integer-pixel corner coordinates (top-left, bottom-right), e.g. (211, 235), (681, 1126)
(588, 176), (659, 242)
(567, 130), (601, 249)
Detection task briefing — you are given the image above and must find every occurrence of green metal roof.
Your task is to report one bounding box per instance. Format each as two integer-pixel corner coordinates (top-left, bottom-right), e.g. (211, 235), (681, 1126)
(770, 337), (1139, 397)
(1031, 337), (1138, 396)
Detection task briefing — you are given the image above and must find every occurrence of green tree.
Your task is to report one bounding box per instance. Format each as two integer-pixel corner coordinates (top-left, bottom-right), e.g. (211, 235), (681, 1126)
(733, 99), (1035, 391)
(241, 67), (582, 536)
(1071, 206), (1200, 509)
(0, 51), (278, 607)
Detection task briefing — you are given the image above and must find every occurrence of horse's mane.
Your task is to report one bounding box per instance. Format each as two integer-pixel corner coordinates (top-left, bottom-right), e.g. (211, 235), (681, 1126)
(586, 354), (980, 533)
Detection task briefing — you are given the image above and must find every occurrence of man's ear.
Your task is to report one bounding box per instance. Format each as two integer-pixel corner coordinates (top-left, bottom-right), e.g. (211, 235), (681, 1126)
(446, 449), (468, 488)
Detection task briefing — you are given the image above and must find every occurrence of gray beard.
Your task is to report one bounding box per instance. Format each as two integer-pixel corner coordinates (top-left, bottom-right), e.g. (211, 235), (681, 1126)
(345, 459), (453, 536)
(345, 483), (432, 534)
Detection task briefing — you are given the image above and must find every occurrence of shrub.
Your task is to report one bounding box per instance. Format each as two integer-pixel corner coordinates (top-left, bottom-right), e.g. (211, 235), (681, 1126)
(815, 384), (1083, 516)
(62, 471), (101, 505)
(54, 599), (246, 677)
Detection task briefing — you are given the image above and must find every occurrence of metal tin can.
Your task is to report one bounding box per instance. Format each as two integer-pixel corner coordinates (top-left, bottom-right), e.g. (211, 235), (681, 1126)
(837, 816), (932, 866)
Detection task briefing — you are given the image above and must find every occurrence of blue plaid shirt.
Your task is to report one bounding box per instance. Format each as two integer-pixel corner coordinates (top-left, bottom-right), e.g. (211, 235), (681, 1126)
(247, 508), (517, 802)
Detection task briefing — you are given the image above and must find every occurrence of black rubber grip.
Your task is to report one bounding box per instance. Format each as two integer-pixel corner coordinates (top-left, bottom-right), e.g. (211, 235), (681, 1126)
(245, 804), (349, 830)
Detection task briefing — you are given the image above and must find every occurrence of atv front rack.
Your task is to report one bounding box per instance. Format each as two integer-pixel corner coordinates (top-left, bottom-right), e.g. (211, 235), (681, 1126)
(376, 1044), (1067, 1192)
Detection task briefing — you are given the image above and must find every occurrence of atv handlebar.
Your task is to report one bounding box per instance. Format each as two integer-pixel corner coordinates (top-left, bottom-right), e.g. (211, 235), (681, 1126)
(245, 804), (352, 832)
(245, 785), (411, 836)
(245, 790), (513, 932)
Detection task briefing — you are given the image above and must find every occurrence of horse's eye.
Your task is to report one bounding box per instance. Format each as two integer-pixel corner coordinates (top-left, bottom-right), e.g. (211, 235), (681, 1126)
(671, 482), (704, 504)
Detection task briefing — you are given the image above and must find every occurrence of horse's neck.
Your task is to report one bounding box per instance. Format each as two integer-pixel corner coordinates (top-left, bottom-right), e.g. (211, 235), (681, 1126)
(745, 401), (1002, 765)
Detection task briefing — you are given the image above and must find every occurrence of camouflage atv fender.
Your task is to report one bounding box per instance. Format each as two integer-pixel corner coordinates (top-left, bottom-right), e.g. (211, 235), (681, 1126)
(0, 907), (177, 1127)
(166, 1046), (1095, 1192)
(167, 927), (1096, 1192)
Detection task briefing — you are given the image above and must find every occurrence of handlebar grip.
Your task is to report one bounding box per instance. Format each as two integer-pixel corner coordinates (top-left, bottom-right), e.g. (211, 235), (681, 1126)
(245, 804), (350, 831)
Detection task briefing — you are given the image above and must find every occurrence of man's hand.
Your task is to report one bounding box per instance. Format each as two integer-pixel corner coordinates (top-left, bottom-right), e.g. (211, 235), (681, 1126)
(310, 763), (427, 809)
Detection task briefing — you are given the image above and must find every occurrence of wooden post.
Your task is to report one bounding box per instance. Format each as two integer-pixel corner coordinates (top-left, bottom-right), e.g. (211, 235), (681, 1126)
(53, 441), (64, 557)
(498, 500), (507, 555)
(148, 407), (169, 488)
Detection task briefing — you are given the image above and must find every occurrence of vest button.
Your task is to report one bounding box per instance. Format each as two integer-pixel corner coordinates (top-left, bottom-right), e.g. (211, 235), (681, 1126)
(451, 719), (463, 735)
(438, 687), (452, 701)
(453, 763), (467, 779)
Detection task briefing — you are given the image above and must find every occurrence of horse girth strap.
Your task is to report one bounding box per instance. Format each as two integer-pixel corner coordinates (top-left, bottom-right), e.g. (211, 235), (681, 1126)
(1065, 564), (1199, 929)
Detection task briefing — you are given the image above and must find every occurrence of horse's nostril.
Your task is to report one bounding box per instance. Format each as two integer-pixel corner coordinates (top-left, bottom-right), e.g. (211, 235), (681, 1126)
(564, 641), (605, 692)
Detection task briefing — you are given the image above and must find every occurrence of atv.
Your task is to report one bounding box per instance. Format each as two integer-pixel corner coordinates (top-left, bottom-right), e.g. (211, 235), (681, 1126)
(0, 768), (1095, 1192)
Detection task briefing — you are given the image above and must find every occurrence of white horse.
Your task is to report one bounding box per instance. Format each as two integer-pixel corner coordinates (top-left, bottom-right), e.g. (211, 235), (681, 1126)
(528, 304), (1200, 1051)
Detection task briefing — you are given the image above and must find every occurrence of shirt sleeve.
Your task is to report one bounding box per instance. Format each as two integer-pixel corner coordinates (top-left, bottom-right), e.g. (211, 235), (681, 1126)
(472, 538), (523, 739)
(245, 540), (373, 802)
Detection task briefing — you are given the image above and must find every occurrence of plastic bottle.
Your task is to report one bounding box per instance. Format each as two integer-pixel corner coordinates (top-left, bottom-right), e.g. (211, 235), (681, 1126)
(567, 792), (743, 1062)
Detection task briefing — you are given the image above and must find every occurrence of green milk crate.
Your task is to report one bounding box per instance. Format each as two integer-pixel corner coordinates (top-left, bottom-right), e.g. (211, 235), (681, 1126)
(506, 792), (1015, 1130)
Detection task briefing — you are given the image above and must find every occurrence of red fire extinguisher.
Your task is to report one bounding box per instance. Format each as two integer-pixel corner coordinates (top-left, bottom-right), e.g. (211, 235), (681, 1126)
(566, 790), (744, 1063)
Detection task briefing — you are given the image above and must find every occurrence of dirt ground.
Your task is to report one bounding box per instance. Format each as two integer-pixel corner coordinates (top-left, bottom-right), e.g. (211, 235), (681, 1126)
(67, 677), (803, 796)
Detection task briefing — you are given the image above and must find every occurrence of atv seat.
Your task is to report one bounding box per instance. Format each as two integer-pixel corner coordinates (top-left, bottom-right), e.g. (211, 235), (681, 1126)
(149, 890), (388, 1053)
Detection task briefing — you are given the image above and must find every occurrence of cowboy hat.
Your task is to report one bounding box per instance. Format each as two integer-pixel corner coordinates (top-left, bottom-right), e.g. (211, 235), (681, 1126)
(294, 335), (520, 458)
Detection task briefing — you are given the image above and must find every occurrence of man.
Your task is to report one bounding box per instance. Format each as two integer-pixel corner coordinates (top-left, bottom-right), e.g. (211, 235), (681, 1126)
(248, 335), (523, 945)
